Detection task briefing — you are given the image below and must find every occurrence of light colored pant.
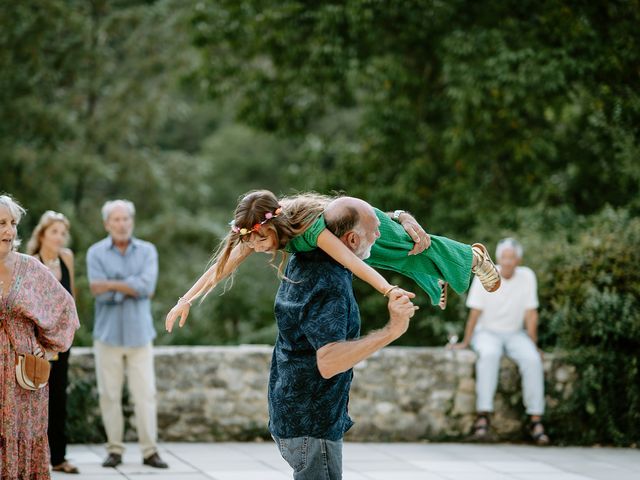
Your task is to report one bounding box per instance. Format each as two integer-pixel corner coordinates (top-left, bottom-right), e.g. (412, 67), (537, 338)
(273, 436), (343, 480)
(94, 340), (158, 457)
(471, 329), (545, 415)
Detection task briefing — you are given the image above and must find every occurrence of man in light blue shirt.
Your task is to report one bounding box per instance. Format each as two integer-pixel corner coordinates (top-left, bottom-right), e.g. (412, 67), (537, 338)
(87, 199), (168, 469)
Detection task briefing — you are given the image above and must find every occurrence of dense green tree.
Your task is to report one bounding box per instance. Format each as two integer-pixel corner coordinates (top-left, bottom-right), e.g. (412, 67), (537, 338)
(193, 0), (640, 232)
(1, 0), (295, 345)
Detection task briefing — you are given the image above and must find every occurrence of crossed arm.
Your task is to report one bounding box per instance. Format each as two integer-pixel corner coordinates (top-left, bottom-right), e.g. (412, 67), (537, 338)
(88, 247), (158, 301)
(90, 279), (139, 297)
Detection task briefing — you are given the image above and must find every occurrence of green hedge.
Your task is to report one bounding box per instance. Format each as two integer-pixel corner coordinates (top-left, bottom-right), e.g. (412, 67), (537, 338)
(538, 208), (640, 446)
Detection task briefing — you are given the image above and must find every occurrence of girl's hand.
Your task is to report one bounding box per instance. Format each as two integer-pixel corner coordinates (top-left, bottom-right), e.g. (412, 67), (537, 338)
(165, 302), (191, 333)
(398, 214), (431, 255)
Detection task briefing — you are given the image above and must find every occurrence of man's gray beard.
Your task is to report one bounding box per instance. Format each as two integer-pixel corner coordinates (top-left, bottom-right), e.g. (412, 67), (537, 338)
(356, 244), (372, 260)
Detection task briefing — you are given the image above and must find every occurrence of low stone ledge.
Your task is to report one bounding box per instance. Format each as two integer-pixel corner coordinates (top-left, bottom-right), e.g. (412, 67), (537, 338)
(67, 346), (573, 442)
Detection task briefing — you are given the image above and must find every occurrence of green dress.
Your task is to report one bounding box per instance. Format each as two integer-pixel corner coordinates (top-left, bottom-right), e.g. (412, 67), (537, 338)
(286, 208), (473, 306)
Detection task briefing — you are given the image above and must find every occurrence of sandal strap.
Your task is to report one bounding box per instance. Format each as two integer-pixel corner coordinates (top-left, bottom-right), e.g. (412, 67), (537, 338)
(52, 461), (79, 473)
(472, 414), (490, 434)
(438, 280), (448, 310)
(530, 421), (549, 442)
(472, 244), (501, 292)
(474, 413), (490, 426)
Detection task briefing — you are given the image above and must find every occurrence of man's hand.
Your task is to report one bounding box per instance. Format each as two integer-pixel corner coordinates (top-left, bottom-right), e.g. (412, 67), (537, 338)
(91, 280), (113, 295)
(447, 340), (470, 350)
(387, 290), (418, 339)
(398, 213), (431, 255)
(390, 286), (416, 298)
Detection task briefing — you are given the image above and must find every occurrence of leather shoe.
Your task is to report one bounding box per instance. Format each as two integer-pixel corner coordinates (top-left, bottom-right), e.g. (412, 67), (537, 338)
(143, 452), (168, 469)
(102, 453), (122, 468)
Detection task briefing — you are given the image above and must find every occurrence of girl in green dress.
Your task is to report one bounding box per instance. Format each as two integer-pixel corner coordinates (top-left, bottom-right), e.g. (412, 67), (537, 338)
(165, 190), (500, 332)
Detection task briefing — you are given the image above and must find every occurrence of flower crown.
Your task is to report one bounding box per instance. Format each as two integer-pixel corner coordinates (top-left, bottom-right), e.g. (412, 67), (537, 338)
(230, 206), (283, 236)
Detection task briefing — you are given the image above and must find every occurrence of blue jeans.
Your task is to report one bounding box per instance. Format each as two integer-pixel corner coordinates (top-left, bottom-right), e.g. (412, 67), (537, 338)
(273, 435), (343, 479)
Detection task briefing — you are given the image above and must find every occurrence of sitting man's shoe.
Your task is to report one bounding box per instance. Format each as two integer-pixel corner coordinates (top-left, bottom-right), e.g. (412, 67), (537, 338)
(530, 420), (551, 446)
(468, 413), (492, 442)
(143, 452), (169, 469)
(102, 453), (122, 468)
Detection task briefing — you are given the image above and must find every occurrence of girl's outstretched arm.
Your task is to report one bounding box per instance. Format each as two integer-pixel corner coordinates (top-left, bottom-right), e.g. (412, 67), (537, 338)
(316, 229), (414, 297)
(165, 243), (253, 332)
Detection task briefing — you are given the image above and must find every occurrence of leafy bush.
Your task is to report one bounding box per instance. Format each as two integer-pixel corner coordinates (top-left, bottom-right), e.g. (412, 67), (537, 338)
(66, 377), (105, 444)
(538, 208), (640, 445)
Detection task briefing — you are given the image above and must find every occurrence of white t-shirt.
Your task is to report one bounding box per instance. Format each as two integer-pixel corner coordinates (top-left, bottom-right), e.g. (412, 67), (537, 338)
(465, 266), (539, 333)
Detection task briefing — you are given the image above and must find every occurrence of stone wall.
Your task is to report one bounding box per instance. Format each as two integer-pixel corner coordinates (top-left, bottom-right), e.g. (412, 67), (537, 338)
(67, 346), (575, 442)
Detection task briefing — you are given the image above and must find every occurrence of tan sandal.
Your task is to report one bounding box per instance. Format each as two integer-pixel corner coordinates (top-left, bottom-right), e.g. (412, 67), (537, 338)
(52, 461), (79, 474)
(471, 243), (501, 292)
(438, 280), (448, 310)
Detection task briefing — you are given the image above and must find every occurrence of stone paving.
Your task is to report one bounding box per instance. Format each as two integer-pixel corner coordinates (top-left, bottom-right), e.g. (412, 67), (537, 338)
(51, 442), (639, 480)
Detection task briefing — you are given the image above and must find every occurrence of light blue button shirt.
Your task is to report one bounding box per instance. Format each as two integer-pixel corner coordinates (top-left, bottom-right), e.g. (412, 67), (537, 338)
(87, 236), (158, 347)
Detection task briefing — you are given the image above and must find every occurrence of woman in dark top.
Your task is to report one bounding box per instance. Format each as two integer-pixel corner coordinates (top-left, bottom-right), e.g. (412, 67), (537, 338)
(27, 211), (79, 475)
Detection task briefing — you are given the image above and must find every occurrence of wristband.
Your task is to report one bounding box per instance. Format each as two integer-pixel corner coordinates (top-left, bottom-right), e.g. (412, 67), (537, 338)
(392, 210), (406, 221)
(383, 285), (400, 297)
(178, 296), (192, 306)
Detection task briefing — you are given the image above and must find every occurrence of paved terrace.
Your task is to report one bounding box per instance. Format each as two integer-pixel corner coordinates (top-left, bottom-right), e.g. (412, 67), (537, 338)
(53, 442), (639, 480)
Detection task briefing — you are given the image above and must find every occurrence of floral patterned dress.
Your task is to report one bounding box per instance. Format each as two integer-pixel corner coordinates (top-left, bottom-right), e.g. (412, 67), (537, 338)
(0, 254), (80, 479)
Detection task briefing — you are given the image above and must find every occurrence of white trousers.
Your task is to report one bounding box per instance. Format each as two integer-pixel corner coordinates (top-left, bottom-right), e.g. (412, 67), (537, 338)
(471, 329), (545, 415)
(94, 340), (158, 457)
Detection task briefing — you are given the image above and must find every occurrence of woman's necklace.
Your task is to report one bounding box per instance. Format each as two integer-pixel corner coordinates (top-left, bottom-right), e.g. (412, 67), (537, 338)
(45, 257), (60, 269)
(40, 254), (60, 270)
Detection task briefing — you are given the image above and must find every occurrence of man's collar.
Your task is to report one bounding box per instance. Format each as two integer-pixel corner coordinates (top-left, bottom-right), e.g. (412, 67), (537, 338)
(108, 236), (138, 250)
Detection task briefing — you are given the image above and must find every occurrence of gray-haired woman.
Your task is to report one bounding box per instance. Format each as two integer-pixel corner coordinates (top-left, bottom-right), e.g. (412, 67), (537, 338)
(0, 194), (79, 479)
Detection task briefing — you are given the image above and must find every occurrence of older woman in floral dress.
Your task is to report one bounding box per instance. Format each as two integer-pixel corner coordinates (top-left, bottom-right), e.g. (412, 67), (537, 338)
(0, 194), (79, 480)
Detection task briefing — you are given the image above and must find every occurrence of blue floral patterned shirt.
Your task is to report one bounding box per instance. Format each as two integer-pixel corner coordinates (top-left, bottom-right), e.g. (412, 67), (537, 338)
(268, 249), (361, 441)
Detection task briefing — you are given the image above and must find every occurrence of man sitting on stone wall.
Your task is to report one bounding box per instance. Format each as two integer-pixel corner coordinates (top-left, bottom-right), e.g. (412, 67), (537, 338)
(450, 237), (550, 445)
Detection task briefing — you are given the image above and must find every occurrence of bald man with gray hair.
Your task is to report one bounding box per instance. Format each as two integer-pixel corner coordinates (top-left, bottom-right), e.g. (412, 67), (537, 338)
(268, 196), (417, 479)
(450, 237), (550, 445)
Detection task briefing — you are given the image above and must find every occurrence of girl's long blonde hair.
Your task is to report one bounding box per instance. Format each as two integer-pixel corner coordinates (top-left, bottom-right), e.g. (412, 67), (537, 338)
(26, 210), (70, 255)
(195, 190), (333, 299)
